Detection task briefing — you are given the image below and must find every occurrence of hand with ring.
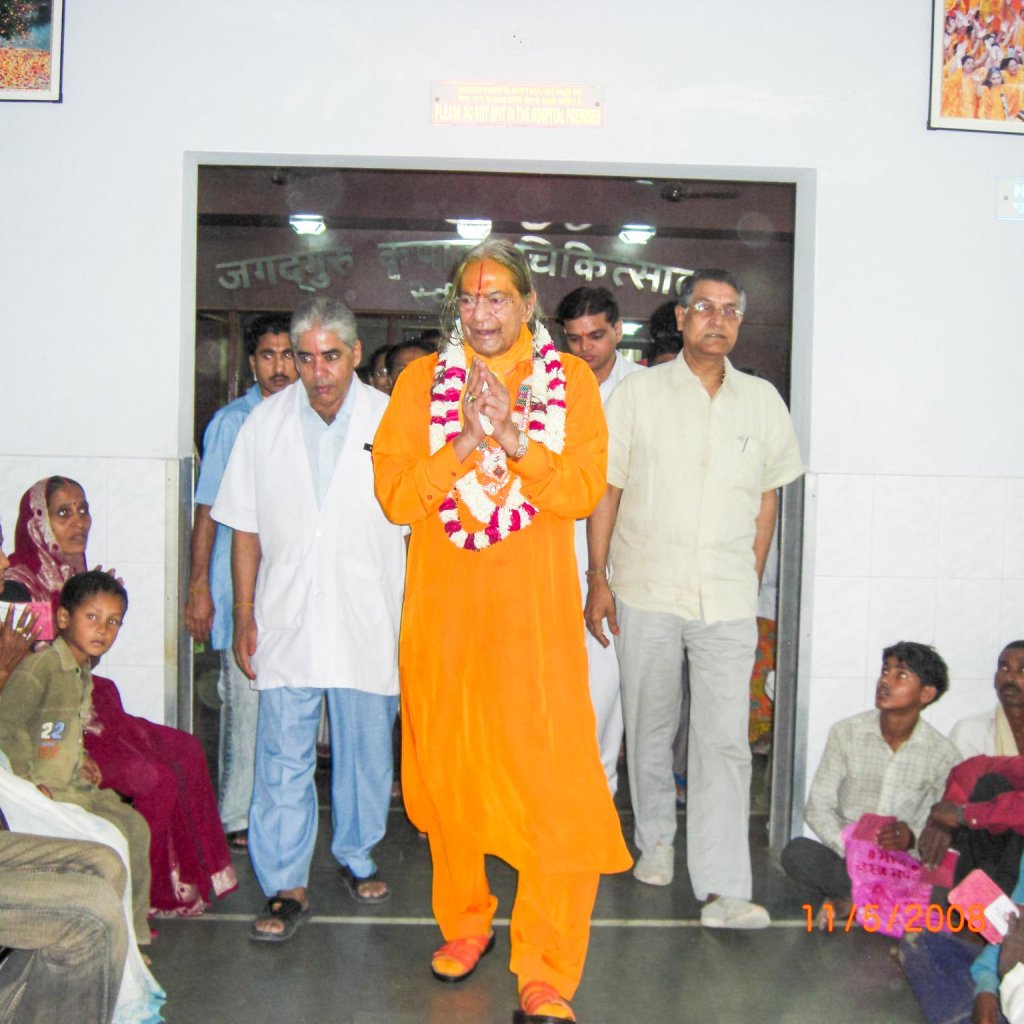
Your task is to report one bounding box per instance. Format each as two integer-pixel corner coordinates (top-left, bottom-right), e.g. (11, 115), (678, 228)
(0, 602), (42, 693)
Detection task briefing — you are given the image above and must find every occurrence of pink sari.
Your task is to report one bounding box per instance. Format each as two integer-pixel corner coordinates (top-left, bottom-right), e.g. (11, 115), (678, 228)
(4, 478), (236, 915)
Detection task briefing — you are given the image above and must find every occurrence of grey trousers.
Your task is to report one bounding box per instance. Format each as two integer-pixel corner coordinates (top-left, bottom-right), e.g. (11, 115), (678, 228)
(615, 600), (756, 900)
(217, 649), (259, 834)
(0, 832), (128, 1024)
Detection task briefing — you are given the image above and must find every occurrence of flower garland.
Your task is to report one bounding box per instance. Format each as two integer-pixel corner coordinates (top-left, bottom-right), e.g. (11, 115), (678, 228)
(429, 323), (566, 551)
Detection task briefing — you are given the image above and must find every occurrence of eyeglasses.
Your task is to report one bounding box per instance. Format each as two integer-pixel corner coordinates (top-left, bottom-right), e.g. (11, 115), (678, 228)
(457, 293), (513, 314)
(689, 300), (743, 320)
(371, 367), (389, 378)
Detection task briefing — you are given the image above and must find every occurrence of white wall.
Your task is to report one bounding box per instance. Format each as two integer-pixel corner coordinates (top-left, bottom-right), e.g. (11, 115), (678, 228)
(1, 2), (1020, 795)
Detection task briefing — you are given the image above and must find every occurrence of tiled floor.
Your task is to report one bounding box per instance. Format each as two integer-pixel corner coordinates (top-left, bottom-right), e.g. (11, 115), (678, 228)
(148, 718), (928, 1024)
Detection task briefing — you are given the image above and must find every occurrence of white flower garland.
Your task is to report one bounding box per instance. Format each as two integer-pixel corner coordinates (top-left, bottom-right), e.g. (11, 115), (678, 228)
(429, 323), (566, 551)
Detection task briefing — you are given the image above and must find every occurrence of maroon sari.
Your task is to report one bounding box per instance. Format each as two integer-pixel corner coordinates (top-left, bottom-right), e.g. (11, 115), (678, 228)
(5, 478), (236, 914)
(85, 676), (237, 915)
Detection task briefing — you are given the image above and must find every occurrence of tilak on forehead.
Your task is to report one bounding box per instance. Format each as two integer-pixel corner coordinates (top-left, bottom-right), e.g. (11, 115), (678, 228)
(464, 259), (515, 297)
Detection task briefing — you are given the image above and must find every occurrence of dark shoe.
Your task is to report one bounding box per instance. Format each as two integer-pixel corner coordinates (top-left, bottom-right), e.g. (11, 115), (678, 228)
(338, 865), (391, 904)
(248, 896), (311, 943)
(226, 830), (249, 854)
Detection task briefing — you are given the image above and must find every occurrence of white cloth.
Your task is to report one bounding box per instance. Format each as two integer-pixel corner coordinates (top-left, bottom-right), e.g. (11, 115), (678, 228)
(1002, 962), (1024, 1024)
(573, 353), (644, 792)
(0, 755), (165, 1024)
(211, 379), (405, 694)
(950, 709), (998, 759)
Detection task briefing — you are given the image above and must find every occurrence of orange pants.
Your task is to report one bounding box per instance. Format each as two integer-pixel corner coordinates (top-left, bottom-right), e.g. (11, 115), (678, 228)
(428, 823), (600, 998)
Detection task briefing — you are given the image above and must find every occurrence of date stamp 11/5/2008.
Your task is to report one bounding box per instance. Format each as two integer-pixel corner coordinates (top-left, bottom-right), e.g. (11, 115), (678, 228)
(805, 903), (987, 934)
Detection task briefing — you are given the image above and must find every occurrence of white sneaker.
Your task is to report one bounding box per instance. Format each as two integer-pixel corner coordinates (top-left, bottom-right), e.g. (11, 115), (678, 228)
(700, 896), (771, 930)
(633, 844), (674, 886)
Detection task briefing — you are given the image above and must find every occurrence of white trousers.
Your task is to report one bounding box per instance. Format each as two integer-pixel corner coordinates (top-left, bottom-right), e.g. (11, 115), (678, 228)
(575, 519), (624, 795)
(615, 600), (756, 901)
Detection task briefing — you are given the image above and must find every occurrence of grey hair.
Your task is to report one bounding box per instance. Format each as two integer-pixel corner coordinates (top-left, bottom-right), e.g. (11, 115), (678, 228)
(290, 297), (358, 350)
(678, 269), (747, 315)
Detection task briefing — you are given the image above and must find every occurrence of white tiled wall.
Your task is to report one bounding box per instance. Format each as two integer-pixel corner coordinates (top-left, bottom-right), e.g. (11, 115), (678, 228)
(0, 456), (172, 723)
(803, 471), (1023, 798)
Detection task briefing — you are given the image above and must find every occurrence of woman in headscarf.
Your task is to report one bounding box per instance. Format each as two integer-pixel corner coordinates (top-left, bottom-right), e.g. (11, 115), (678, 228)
(2, 477), (237, 916)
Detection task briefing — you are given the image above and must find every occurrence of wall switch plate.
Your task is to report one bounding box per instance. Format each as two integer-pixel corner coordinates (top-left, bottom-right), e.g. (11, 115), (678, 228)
(996, 177), (1024, 221)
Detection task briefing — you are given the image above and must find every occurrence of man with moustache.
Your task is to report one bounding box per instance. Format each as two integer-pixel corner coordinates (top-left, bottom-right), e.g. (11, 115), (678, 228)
(185, 313), (297, 851)
(951, 642), (1024, 758)
(213, 298), (405, 942)
(586, 268), (803, 928)
(919, 643), (1024, 895)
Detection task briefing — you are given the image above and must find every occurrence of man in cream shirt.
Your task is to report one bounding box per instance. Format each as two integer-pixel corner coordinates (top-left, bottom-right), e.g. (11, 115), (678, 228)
(585, 268), (803, 929)
(213, 297), (405, 942)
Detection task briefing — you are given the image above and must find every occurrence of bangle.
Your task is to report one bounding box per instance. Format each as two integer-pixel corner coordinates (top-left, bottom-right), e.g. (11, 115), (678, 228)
(233, 601), (254, 609)
(510, 430), (529, 461)
(585, 568), (607, 579)
(188, 582), (209, 592)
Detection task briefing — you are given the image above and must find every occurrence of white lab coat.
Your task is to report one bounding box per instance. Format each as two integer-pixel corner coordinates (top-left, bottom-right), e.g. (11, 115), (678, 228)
(211, 379), (404, 694)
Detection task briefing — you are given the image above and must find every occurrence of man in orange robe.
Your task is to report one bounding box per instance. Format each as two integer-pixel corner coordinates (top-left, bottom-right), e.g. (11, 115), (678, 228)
(373, 240), (631, 1024)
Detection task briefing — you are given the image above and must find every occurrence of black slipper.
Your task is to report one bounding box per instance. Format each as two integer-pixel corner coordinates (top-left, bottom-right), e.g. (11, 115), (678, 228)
(338, 865), (391, 904)
(226, 830), (249, 854)
(248, 896), (311, 943)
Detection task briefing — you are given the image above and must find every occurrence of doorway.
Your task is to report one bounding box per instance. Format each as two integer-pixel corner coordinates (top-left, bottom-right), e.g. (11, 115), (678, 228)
(185, 157), (814, 847)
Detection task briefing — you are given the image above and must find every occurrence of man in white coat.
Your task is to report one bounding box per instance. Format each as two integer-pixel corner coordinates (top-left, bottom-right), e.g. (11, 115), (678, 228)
(212, 297), (405, 942)
(555, 286), (642, 794)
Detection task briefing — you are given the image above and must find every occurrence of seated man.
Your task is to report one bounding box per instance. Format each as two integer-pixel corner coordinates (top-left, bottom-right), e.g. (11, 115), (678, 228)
(999, 901), (1024, 1024)
(902, 849), (1024, 1024)
(951, 641), (1024, 758)
(0, 826), (128, 1024)
(782, 641), (960, 923)
(920, 754), (1024, 895)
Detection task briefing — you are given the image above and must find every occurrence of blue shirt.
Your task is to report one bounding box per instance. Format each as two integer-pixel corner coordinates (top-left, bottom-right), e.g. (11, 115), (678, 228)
(195, 383), (264, 651)
(297, 380), (356, 508)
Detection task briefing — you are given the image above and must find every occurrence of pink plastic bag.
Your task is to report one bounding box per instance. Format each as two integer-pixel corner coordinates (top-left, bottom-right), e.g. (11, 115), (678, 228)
(842, 818), (933, 938)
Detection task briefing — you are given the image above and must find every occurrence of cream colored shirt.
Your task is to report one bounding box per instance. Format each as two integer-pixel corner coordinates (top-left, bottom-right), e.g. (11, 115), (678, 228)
(605, 355), (803, 622)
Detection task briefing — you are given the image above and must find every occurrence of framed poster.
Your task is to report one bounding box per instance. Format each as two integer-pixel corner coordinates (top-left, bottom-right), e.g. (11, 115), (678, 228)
(929, 0), (1024, 134)
(0, 0), (64, 102)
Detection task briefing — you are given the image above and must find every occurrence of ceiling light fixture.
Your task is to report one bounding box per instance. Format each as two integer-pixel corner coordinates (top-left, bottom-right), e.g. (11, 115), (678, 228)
(289, 213), (326, 236)
(618, 224), (656, 245)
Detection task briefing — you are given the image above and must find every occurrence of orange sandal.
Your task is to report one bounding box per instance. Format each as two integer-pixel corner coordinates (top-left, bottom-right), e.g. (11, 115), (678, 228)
(430, 931), (495, 982)
(513, 980), (576, 1023)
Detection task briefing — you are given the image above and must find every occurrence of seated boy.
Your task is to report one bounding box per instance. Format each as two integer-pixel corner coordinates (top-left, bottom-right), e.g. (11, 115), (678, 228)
(782, 641), (960, 924)
(0, 571), (151, 940)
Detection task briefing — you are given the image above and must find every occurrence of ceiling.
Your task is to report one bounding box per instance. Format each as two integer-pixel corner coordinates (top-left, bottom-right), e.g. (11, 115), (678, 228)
(198, 165), (796, 244)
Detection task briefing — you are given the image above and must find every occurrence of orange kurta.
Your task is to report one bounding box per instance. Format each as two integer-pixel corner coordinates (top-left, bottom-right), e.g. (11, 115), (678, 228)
(372, 339), (631, 880)
(1002, 69), (1024, 117)
(979, 82), (1011, 119)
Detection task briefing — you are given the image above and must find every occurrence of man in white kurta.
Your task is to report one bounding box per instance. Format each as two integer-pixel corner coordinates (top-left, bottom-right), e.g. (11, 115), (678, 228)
(212, 298), (405, 940)
(556, 286), (642, 794)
